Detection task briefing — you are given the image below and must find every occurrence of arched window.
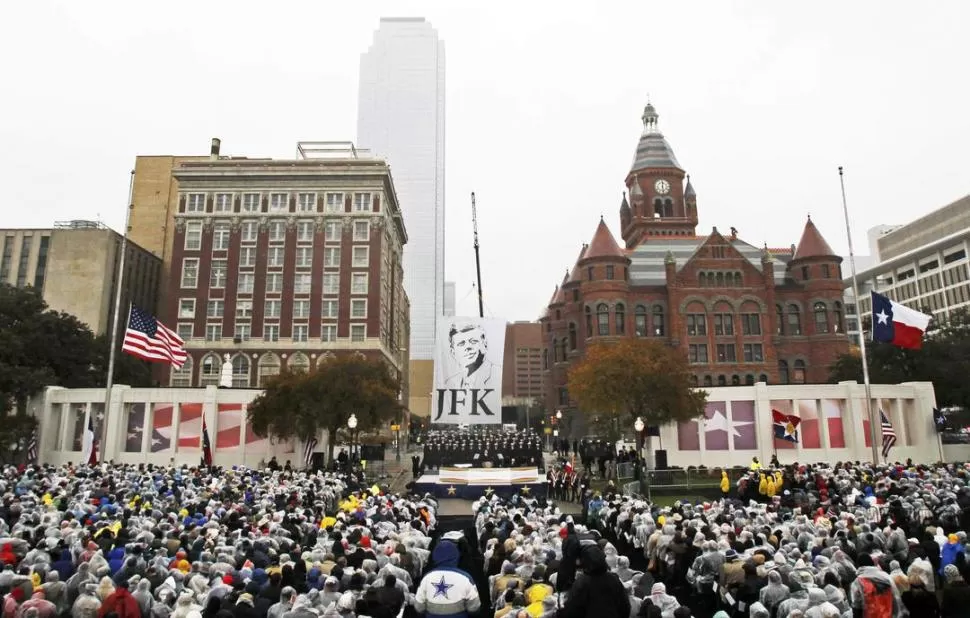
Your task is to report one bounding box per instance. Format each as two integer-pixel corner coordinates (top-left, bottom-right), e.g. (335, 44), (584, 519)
(585, 306), (592, 338)
(778, 360), (790, 384)
(652, 305), (665, 336)
(698, 272), (707, 287)
(257, 353), (280, 386)
(596, 303), (610, 336)
(787, 304), (802, 335)
(568, 323), (577, 350)
(776, 304), (785, 335)
(717, 375), (727, 386)
(231, 354), (250, 388)
(171, 356), (193, 387)
(560, 339), (568, 362)
(615, 303), (625, 336)
(653, 198), (663, 217)
(689, 375), (699, 386)
(551, 340), (559, 363)
(792, 359), (806, 384)
(833, 301), (844, 333)
(731, 375), (741, 386)
(814, 301), (829, 333)
(759, 374), (768, 384)
(716, 272), (725, 287)
(703, 375), (713, 387)
(288, 352), (310, 373)
(199, 353), (222, 387)
(663, 199), (673, 217)
(745, 374), (754, 385)
(634, 305), (647, 337)
(316, 352), (335, 367)
(735, 272), (743, 287)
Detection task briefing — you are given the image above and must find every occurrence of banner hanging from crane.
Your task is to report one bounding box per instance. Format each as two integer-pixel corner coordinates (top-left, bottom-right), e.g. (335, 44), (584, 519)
(432, 317), (505, 424)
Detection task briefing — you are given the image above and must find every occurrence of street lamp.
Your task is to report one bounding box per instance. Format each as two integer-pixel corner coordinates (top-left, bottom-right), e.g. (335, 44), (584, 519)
(348, 413), (358, 461)
(634, 417), (645, 461)
(556, 410), (562, 420)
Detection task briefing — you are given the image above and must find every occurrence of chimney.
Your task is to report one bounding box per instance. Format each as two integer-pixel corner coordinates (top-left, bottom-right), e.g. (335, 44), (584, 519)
(210, 138), (221, 160)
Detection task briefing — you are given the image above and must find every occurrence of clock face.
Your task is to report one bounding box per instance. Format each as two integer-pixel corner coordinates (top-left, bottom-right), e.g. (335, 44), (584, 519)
(654, 179), (671, 195)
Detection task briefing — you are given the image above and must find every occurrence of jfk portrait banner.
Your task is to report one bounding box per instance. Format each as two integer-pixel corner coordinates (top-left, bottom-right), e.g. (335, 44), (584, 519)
(432, 317), (505, 424)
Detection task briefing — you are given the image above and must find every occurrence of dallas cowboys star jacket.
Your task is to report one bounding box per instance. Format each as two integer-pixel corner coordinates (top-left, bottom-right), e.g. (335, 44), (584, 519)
(414, 541), (482, 618)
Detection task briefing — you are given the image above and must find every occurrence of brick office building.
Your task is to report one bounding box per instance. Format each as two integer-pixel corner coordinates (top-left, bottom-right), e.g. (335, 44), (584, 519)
(161, 142), (409, 395)
(541, 103), (849, 413)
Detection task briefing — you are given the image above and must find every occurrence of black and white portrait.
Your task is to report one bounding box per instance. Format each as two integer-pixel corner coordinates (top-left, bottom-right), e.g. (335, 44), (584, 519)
(433, 318), (505, 424)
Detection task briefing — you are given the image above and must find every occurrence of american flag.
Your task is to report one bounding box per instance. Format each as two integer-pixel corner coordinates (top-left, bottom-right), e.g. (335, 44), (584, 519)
(880, 410), (897, 460)
(201, 416), (213, 467)
(304, 437), (318, 468)
(26, 426), (38, 465)
(122, 306), (187, 368)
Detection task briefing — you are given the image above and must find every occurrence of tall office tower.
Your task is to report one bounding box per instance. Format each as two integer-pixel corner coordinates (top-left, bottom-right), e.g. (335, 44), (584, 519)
(357, 17), (445, 362)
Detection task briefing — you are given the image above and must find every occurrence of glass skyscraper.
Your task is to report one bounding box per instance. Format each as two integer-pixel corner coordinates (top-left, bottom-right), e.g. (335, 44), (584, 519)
(358, 17), (445, 360)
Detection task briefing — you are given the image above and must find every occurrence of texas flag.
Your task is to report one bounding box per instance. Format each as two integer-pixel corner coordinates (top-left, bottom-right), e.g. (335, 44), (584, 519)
(871, 291), (932, 350)
(772, 409), (801, 443)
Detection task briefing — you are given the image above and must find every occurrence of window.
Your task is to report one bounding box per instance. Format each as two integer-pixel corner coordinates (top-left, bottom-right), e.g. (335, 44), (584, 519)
(206, 300), (224, 319)
(688, 344), (708, 364)
(822, 264), (831, 278)
(686, 314), (707, 337)
(236, 300), (252, 319)
(323, 273), (339, 295)
(205, 324), (222, 341)
(587, 266), (594, 281)
(596, 303), (609, 336)
(241, 193), (260, 213)
(324, 247), (340, 267)
(568, 323), (577, 350)
(241, 220), (258, 242)
(759, 374), (768, 384)
(232, 355), (251, 388)
(717, 375), (727, 386)
(353, 220), (370, 241)
(170, 357), (193, 388)
(732, 375), (741, 386)
(199, 354), (222, 386)
(792, 360), (806, 384)
(321, 324), (337, 342)
(322, 299), (338, 318)
(269, 193), (288, 212)
(743, 343), (764, 362)
(178, 298), (196, 319)
(297, 220), (314, 242)
(585, 306), (593, 337)
(745, 375), (755, 385)
(741, 313), (761, 335)
(716, 344), (737, 362)
(234, 323), (251, 341)
(714, 313), (734, 336)
(802, 265), (810, 280)
(353, 193), (372, 212)
(212, 223), (230, 250)
(268, 220), (286, 242)
(776, 304), (784, 335)
(214, 193), (232, 213)
(180, 258), (199, 288)
(351, 299), (367, 318)
(813, 302), (828, 333)
(351, 324), (366, 342)
(352, 273), (368, 294)
(703, 375), (713, 387)
(325, 221), (341, 242)
(266, 273), (283, 293)
(558, 388), (569, 406)
(615, 303), (625, 335)
(352, 246), (369, 267)
(293, 299), (310, 319)
(295, 246), (313, 268)
(653, 306), (665, 336)
(833, 301), (844, 333)
(263, 324), (280, 342)
(298, 193), (316, 212)
(606, 265), (615, 280)
(293, 324), (309, 342)
(325, 193), (343, 213)
(634, 306), (647, 337)
(186, 193), (205, 213)
(209, 259), (227, 288)
(177, 323), (193, 340)
(264, 299), (281, 318)
(787, 305), (801, 335)
(184, 221), (203, 250)
(266, 246), (284, 268)
(237, 273), (254, 294)
(294, 273), (312, 294)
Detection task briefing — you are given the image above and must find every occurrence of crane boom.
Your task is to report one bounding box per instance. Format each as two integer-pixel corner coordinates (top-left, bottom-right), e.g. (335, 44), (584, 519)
(471, 192), (484, 318)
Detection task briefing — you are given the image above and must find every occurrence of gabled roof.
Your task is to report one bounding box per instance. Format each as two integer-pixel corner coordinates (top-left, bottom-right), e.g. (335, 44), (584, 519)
(792, 216), (837, 260)
(584, 218), (626, 260)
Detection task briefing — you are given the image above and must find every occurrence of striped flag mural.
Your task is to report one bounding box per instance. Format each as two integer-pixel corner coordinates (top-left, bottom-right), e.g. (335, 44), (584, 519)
(796, 400), (822, 449)
(821, 399), (846, 448)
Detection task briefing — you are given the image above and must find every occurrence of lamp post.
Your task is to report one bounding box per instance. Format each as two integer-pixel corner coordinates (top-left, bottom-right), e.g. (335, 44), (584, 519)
(347, 413), (358, 462)
(634, 417), (645, 461)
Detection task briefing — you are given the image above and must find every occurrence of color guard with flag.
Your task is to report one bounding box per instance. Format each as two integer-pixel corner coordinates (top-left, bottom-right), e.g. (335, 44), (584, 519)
(201, 416), (213, 468)
(871, 291), (932, 350)
(880, 410), (897, 460)
(122, 306), (188, 367)
(304, 437), (318, 469)
(81, 416), (98, 466)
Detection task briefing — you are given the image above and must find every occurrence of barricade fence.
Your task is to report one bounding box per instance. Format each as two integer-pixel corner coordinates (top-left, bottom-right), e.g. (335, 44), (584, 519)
(620, 467), (751, 500)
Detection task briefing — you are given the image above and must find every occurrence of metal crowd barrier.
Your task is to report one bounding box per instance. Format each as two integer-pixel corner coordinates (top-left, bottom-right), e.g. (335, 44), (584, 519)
(616, 461), (637, 480)
(625, 467), (750, 501)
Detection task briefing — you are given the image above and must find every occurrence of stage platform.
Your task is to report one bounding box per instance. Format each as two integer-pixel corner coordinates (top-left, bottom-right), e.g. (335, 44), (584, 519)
(413, 467), (548, 500)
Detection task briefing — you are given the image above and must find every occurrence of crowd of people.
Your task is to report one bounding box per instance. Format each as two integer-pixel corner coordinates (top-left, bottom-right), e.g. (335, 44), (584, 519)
(420, 430), (543, 470)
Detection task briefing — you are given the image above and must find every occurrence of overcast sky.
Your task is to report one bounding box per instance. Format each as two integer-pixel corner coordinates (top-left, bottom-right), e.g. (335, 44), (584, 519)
(2, 1), (967, 322)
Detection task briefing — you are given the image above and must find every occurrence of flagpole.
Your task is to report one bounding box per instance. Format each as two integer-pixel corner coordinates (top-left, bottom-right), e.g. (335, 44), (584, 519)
(100, 170), (135, 462)
(838, 167), (880, 465)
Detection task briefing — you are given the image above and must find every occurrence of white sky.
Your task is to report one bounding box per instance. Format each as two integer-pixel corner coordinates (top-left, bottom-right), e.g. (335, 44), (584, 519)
(2, 1), (967, 322)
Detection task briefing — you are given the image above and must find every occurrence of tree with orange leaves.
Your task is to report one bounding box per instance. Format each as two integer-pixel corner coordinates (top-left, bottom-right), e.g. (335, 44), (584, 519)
(566, 339), (707, 432)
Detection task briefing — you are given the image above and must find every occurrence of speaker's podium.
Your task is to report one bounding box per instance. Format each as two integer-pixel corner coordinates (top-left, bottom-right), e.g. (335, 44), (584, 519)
(413, 465), (547, 500)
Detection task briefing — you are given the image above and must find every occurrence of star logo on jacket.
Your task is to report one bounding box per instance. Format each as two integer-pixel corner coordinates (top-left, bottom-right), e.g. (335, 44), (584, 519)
(447, 486), (457, 495)
(432, 575), (453, 598)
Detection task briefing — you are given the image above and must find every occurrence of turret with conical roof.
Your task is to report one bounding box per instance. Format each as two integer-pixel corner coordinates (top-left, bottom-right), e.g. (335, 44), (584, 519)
(789, 215), (843, 288)
(619, 193), (631, 230)
(792, 216), (837, 261)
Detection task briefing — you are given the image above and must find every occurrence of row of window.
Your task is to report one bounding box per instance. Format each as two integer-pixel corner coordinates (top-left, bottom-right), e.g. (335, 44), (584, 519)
(685, 313), (762, 337)
(184, 219), (371, 250)
(179, 321), (367, 344)
(184, 192), (373, 215)
(775, 302), (844, 335)
(180, 260), (369, 295)
(690, 374), (768, 387)
(697, 271), (743, 287)
(687, 343), (765, 364)
(178, 297), (369, 324)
